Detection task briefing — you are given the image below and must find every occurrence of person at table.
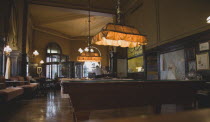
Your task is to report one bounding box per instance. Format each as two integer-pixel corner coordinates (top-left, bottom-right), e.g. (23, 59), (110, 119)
(93, 65), (103, 78)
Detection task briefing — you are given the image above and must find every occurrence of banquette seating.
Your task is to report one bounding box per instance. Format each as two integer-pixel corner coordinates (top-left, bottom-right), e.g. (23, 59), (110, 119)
(0, 76), (39, 103)
(9, 76), (39, 96)
(0, 76), (23, 103)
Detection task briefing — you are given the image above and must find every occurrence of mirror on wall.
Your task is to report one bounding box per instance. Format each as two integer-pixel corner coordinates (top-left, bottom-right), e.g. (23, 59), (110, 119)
(160, 49), (185, 80)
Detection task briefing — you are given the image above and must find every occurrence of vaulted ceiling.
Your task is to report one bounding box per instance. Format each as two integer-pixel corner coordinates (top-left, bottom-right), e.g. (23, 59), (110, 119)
(30, 4), (114, 39)
(30, 0), (132, 14)
(29, 0), (143, 40)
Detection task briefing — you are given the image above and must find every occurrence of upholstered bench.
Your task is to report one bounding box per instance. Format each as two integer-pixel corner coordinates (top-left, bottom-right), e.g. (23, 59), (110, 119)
(0, 87), (24, 102)
(0, 83), (5, 89)
(8, 76), (39, 96)
(19, 83), (39, 94)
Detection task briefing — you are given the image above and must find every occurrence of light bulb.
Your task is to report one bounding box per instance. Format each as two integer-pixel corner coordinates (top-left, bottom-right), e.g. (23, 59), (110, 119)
(78, 48), (83, 53)
(84, 47), (89, 52)
(90, 49), (94, 52)
(207, 16), (210, 24)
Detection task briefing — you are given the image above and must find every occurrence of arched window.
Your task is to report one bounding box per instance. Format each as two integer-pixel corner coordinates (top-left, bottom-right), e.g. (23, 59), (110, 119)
(47, 43), (61, 54)
(46, 43), (62, 63)
(46, 43), (62, 79)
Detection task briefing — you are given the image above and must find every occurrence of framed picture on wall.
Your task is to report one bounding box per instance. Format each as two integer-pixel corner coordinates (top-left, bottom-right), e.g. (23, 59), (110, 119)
(199, 42), (209, 51)
(196, 53), (209, 70)
(37, 67), (42, 75)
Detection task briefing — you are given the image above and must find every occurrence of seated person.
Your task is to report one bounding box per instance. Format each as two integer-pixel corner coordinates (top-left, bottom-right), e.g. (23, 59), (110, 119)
(93, 65), (103, 78)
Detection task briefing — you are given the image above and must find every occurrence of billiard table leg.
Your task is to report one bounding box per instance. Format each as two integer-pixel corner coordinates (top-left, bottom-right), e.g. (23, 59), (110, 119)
(73, 111), (90, 122)
(153, 104), (162, 114)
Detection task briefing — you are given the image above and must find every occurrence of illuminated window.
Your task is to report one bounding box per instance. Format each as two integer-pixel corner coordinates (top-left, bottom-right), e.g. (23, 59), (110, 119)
(46, 43), (64, 79)
(127, 45), (144, 73)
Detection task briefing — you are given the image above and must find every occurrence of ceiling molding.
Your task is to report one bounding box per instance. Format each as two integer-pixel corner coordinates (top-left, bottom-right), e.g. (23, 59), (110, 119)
(33, 26), (90, 41)
(123, 0), (144, 15)
(29, 4), (114, 26)
(30, 0), (116, 15)
(33, 26), (72, 40)
(36, 14), (87, 25)
(78, 18), (111, 36)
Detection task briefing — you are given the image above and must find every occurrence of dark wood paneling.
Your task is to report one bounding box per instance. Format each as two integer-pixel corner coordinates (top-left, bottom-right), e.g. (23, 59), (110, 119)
(146, 53), (158, 80)
(21, 0), (28, 77)
(127, 72), (145, 79)
(145, 29), (210, 80)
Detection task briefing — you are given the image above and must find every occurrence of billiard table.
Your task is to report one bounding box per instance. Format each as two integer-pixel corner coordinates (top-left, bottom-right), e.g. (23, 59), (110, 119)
(61, 79), (205, 121)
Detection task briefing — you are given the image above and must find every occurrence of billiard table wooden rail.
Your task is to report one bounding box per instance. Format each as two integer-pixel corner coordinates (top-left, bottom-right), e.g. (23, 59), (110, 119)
(62, 80), (206, 121)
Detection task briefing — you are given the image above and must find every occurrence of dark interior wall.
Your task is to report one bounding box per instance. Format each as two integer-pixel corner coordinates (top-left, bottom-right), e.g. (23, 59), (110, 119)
(0, 0), (25, 50)
(0, 0), (11, 37)
(145, 29), (210, 80)
(125, 0), (210, 50)
(0, 0), (29, 77)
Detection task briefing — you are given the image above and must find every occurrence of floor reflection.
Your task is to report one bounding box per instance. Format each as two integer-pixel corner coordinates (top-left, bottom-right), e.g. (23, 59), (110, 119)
(0, 90), (73, 122)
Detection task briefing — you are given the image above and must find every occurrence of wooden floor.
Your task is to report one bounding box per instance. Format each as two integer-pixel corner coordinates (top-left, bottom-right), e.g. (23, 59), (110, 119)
(0, 91), (73, 122)
(0, 90), (203, 122)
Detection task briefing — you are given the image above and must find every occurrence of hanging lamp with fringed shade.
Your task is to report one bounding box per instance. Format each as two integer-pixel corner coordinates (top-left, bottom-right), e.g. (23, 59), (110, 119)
(91, 0), (147, 48)
(91, 23), (147, 48)
(77, 0), (102, 62)
(77, 51), (102, 62)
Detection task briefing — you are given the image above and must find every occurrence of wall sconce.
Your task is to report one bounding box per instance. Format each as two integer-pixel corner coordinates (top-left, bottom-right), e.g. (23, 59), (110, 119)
(207, 16), (210, 23)
(40, 60), (44, 64)
(33, 50), (39, 56)
(4, 45), (12, 56)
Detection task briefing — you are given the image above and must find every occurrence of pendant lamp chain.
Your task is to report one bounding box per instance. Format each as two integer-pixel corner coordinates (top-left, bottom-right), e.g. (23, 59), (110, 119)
(91, 0), (148, 47)
(117, 0), (121, 24)
(88, 0), (91, 48)
(77, 0), (102, 62)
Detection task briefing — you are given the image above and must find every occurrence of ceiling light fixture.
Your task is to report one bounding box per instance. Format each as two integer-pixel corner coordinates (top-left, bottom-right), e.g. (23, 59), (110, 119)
(77, 0), (102, 62)
(33, 50), (39, 56)
(40, 60), (44, 64)
(4, 45), (12, 56)
(92, 0), (147, 48)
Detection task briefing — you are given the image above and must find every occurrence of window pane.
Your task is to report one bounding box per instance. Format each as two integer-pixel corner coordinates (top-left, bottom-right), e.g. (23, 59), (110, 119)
(46, 43), (62, 79)
(47, 48), (51, 53)
(127, 45), (143, 58)
(52, 64), (58, 79)
(46, 57), (50, 62)
(46, 65), (51, 78)
(51, 49), (59, 53)
(128, 56), (144, 73)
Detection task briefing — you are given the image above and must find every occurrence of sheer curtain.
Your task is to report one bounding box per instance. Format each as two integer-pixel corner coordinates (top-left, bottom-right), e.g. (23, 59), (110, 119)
(5, 57), (11, 79)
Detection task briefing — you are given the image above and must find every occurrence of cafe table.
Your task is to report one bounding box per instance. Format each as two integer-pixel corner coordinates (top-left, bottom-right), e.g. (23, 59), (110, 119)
(6, 81), (28, 87)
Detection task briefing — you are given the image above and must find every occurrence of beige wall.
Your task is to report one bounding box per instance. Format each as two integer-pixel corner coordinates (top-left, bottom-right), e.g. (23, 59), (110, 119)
(32, 30), (110, 66)
(125, 0), (210, 49)
(32, 30), (71, 63)
(26, 16), (33, 54)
